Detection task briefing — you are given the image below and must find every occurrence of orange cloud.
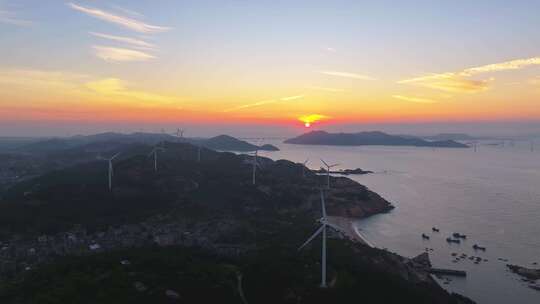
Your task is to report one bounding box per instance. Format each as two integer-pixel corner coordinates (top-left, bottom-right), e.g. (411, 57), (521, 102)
(399, 56), (540, 93)
(392, 95), (438, 104)
(398, 73), (491, 93)
(223, 95), (304, 112)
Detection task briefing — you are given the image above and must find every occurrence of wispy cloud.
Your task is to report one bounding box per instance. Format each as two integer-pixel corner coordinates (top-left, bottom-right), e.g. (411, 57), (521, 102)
(392, 95), (438, 104)
(318, 70), (376, 80)
(223, 95), (304, 112)
(0, 9), (32, 26)
(0, 68), (87, 91)
(325, 47), (336, 52)
(398, 73), (491, 93)
(67, 2), (170, 33)
(280, 95), (304, 101)
(307, 86), (345, 93)
(109, 4), (144, 19)
(85, 78), (175, 104)
(0, 68), (180, 111)
(90, 32), (155, 49)
(461, 57), (540, 76)
(93, 46), (155, 62)
(399, 56), (540, 93)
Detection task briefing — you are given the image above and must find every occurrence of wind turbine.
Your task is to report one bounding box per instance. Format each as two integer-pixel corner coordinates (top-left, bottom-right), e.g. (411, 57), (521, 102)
(298, 189), (340, 288)
(302, 158), (309, 178)
(174, 128), (185, 142)
(248, 150), (261, 185)
(320, 159), (339, 189)
(148, 146), (165, 172)
(98, 152), (121, 191)
(299, 189), (374, 288)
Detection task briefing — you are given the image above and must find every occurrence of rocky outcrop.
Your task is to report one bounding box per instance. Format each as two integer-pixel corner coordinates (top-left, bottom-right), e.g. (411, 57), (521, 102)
(507, 264), (540, 290)
(313, 168), (373, 175)
(324, 177), (394, 218)
(507, 264), (540, 281)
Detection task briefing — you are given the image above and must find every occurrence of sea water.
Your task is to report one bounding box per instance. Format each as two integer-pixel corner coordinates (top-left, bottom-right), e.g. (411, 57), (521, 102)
(258, 140), (540, 304)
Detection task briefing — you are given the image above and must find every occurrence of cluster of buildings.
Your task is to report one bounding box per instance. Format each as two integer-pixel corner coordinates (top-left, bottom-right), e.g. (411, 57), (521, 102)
(0, 216), (254, 279)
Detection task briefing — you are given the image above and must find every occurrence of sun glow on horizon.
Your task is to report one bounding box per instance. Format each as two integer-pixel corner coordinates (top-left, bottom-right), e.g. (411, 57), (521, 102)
(299, 114), (327, 128)
(1, 1), (540, 133)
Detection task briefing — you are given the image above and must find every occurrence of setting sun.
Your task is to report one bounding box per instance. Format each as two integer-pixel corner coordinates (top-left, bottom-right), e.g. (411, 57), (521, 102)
(299, 114), (327, 128)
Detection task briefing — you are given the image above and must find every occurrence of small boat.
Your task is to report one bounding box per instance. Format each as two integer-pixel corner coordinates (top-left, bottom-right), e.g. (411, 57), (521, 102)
(473, 244), (486, 251)
(446, 237), (461, 244)
(452, 233), (467, 239)
(432, 227), (440, 232)
(422, 233), (430, 240)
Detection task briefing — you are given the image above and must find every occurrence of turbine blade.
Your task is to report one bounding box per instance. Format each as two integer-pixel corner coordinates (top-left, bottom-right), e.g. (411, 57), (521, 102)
(303, 158), (309, 165)
(320, 189), (327, 218)
(329, 163), (340, 168)
(110, 152), (121, 160)
(320, 159), (329, 168)
(298, 225), (325, 251)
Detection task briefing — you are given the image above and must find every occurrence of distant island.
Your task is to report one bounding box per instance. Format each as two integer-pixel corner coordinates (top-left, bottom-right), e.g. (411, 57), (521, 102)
(9, 132), (279, 153)
(201, 134), (279, 152)
(420, 133), (488, 141)
(284, 131), (468, 148)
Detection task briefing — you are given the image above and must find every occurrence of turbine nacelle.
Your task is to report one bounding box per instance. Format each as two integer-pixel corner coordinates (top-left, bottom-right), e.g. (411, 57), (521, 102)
(320, 159), (339, 189)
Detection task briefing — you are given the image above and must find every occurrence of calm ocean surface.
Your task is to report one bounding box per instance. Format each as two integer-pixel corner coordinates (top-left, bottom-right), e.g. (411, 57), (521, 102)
(258, 140), (540, 304)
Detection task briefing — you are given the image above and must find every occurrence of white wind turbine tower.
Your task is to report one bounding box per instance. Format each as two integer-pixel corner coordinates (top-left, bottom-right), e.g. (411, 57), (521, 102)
(148, 146), (165, 172)
(320, 159), (339, 189)
(302, 158), (310, 178)
(299, 189), (374, 288)
(298, 189), (339, 288)
(98, 152), (121, 191)
(248, 150), (261, 185)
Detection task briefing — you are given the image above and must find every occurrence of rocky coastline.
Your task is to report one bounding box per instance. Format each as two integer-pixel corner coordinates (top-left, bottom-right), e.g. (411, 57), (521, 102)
(507, 264), (540, 291)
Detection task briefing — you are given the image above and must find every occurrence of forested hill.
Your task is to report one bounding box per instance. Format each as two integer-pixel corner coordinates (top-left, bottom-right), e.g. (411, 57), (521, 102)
(285, 131), (468, 148)
(0, 142), (473, 304)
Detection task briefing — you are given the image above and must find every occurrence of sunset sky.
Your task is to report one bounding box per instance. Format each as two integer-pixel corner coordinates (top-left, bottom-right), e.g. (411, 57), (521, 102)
(1, 0), (540, 136)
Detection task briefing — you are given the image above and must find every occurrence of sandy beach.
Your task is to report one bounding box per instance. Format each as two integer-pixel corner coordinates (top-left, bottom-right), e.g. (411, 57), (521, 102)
(326, 216), (374, 248)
